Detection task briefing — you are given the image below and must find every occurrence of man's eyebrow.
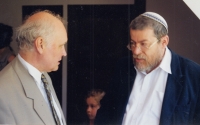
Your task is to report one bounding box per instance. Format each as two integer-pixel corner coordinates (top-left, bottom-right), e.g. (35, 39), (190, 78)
(130, 39), (148, 43)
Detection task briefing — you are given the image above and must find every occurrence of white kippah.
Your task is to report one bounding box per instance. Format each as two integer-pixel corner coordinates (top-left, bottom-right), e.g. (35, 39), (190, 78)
(141, 12), (168, 33)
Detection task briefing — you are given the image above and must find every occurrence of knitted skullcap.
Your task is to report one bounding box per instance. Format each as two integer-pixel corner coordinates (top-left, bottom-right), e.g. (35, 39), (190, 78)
(141, 12), (168, 33)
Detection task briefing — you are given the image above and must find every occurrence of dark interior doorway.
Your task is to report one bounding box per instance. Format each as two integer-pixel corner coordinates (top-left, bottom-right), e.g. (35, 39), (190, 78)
(67, 3), (145, 124)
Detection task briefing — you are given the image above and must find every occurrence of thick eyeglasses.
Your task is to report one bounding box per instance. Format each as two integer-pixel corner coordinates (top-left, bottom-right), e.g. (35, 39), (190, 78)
(127, 40), (159, 51)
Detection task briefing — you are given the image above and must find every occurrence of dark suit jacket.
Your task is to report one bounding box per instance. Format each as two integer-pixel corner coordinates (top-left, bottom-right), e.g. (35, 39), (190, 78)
(107, 50), (200, 125)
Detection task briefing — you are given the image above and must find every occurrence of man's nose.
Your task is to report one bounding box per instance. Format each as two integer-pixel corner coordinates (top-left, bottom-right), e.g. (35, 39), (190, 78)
(132, 46), (142, 55)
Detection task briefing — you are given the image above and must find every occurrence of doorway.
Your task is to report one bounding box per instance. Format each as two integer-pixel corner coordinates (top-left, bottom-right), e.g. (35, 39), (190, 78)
(67, 4), (145, 124)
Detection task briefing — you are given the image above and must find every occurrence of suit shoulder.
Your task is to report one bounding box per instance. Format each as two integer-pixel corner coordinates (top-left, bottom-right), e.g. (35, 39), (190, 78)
(0, 63), (15, 84)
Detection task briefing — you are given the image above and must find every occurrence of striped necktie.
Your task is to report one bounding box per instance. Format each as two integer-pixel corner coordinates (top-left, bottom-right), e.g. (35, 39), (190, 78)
(41, 74), (61, 125)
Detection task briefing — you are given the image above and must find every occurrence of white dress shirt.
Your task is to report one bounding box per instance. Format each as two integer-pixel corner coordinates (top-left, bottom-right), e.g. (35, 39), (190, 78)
(17, 54), (63, 125)
(122, 47), (172, 125)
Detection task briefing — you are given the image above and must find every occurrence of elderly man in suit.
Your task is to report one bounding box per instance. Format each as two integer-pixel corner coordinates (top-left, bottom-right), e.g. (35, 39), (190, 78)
(0, 10), (67, 125)
(108, 12), (200, 125)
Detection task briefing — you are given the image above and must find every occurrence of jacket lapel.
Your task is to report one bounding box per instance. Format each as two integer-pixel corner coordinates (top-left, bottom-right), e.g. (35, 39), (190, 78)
(11, 58), (55, 124)
(159, 51), (184, 125)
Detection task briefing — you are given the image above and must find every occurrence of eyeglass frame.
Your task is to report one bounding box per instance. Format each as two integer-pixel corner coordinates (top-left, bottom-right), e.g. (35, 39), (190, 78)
(127, 39), (160, 51)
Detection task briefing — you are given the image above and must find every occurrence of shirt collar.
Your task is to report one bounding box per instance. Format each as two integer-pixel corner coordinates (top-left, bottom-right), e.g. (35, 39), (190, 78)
(159, 47), (172, 74)
(134, 47), (172, 75)
(17, 54), (42, 84)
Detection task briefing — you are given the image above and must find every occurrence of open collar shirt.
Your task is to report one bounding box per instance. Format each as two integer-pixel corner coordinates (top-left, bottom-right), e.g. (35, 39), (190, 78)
(122, 47), (172, 125)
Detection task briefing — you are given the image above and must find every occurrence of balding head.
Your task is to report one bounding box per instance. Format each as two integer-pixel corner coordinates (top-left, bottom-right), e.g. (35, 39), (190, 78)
(16, 10), (67, 72)
(26, 11), (54, 22)
(16, 10), (66, 51)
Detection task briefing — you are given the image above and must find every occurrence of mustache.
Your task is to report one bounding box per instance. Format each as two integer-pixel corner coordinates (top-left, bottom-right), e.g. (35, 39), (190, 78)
(133, 54), (146, 60)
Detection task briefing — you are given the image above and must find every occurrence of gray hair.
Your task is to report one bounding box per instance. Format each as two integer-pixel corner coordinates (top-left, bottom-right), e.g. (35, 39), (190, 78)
(129, 15), (168, 40)
(16, 10), (65, 51)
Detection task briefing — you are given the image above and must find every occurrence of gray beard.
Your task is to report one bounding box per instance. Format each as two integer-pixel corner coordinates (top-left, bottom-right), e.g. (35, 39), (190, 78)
(133, 55), (162, 73)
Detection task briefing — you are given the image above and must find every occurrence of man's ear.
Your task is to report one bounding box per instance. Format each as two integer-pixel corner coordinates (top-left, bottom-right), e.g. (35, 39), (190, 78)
(161, 35), (169, 48)
(35, 37), (45, 54)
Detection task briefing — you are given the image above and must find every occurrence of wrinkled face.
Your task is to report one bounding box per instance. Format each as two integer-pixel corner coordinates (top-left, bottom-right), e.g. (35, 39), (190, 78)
(130, 28), (166, 73)
(42, 25), (67, 72)
(86, 97), (100, 120)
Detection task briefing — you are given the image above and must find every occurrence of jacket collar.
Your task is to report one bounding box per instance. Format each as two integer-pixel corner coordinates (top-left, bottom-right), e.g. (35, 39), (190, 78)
(159, 50), (184, 125)
(11, 58), (56, 124)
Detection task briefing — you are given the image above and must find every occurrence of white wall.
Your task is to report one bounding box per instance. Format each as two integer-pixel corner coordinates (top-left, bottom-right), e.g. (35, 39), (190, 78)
(146, 0), (200, 64)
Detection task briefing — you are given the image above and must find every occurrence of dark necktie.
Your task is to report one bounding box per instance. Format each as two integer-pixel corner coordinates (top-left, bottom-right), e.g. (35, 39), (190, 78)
(41, 74), (61, 125)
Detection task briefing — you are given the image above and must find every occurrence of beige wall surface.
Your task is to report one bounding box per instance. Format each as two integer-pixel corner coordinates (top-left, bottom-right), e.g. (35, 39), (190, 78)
(67, 0), (134, 5)
(146, 0), (200, 64)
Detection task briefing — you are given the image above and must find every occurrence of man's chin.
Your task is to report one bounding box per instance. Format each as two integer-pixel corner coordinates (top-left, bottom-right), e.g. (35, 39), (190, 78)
(136, 65), (154, 73)
(48, 67), (59, 72)
(135, 64), (148, 72)
(136, 67), (146, 72)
